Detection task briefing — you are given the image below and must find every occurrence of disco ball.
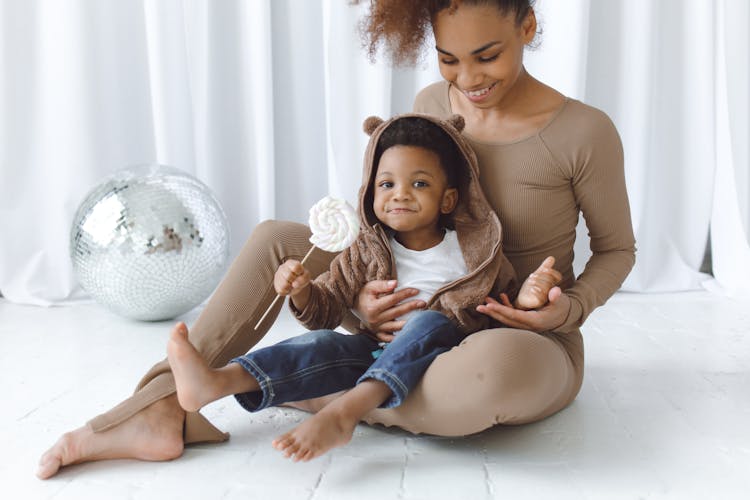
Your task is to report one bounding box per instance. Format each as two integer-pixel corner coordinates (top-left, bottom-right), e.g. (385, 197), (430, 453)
(70, 164), (230, 321)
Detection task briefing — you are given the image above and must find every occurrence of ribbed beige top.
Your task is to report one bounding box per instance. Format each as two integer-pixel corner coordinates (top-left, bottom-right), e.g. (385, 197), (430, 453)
(414, 81), (636, 333)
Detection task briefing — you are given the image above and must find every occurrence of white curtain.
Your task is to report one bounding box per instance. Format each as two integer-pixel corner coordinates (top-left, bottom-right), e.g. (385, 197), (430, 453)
(526, 0), (750, 296)
(1, 0), (748, 305)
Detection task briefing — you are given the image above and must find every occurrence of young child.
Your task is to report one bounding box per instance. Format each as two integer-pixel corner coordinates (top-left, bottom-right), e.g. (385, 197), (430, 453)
(166, 113), (561, 462)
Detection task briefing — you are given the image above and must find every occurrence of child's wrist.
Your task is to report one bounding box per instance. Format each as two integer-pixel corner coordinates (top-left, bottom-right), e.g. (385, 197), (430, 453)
(290, 284), (312, 310)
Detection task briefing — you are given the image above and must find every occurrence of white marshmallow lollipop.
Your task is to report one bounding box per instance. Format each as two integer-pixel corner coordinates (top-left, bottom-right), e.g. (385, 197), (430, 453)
(255, 196), (360, 329)
(308, 196), (360, 252)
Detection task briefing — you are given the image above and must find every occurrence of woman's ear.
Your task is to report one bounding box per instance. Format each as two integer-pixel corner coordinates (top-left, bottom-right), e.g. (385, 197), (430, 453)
(441, 187), (459, 214)
(522, 9), (537, 44)
(363, 116), (384, 136)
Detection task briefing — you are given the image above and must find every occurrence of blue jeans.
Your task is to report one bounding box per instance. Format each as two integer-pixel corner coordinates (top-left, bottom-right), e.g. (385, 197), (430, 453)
(231, 310), (463, 411)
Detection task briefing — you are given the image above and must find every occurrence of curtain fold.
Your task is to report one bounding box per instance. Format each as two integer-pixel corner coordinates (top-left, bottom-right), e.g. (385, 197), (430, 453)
(704, 0), (750, 297)
(1, 0), (748, 304)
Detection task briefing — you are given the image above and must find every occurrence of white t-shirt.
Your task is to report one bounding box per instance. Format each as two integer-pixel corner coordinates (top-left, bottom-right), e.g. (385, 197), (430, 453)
(390, 229), (468, 322)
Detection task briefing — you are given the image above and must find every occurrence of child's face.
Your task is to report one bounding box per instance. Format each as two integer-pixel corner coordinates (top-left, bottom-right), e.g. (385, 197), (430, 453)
(373, 145), (458, 236)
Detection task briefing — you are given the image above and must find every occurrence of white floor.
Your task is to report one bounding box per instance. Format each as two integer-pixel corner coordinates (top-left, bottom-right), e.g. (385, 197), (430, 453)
(2, 291), (749, 500)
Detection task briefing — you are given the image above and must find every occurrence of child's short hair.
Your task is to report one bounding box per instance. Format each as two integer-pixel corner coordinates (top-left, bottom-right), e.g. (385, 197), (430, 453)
(373, 117), (468, 190)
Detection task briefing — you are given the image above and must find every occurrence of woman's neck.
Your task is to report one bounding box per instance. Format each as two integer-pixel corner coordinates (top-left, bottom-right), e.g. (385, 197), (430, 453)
(450, 71), (565, 143)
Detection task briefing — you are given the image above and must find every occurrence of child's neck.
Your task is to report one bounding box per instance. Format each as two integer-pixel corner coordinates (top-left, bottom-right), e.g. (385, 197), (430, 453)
(394, 227), (446, 251)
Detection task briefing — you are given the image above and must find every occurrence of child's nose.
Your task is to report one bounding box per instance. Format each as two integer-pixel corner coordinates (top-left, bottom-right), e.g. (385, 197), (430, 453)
(393, 186), (412, 200)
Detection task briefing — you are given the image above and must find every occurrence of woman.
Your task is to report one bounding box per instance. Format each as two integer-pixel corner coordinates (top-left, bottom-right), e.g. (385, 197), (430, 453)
(38, 0), (635, 478)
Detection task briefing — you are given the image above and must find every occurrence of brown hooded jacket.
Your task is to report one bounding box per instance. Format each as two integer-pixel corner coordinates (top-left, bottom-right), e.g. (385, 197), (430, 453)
(292, 113), (518, 335)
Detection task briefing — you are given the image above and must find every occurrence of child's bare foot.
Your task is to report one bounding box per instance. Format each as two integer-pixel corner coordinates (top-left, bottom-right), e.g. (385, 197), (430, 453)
(167, 322), (223, 412)
(271, 407), (358, 462)
(514, 256), (562, 310)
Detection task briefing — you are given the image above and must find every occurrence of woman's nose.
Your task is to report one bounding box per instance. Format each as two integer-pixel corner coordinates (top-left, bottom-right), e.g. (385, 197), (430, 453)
(456, 66), (483, 90)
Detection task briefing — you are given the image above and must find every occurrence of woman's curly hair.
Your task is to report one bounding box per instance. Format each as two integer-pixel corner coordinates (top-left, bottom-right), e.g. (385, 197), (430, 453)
(352, 0), (536, 66)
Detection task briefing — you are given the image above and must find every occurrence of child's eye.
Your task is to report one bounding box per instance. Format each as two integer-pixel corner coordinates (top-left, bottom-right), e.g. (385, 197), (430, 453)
(378, 181), (393, 189)
(413, 180), (429, 188)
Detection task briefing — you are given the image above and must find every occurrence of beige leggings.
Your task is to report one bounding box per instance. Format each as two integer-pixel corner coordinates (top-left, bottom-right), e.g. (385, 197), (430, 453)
(88, 220), (584, 440)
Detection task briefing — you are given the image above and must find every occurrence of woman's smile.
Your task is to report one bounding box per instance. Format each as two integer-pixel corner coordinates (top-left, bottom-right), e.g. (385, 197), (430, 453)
(462, 82), (498, 102)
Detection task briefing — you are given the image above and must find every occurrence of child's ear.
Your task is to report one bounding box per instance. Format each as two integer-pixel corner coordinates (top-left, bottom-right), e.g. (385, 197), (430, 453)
(441, 188), (459, 214)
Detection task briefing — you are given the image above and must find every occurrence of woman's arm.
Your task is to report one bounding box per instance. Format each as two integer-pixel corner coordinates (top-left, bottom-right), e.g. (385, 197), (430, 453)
(353, 281), (426, 342)
(478, 107), (635, 333)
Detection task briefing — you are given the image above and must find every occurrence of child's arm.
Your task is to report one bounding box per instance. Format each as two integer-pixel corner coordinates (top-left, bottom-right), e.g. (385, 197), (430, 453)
(513, 256), (562, 310)
(274, 260), (312, 311)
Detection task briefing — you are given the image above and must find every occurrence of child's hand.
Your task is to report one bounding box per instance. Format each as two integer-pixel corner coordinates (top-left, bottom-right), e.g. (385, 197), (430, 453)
(274, 260), (312, 297)
(514, 256), (562, 310)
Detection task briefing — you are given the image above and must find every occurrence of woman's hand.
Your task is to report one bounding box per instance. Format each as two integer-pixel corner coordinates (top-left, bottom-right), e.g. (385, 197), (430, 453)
(476, 287), (569, 333)
(354, 280), (426, 342)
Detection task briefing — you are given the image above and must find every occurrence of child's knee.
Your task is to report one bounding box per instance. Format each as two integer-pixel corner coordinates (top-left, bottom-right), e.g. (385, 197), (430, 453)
(399, 310), (457, 343)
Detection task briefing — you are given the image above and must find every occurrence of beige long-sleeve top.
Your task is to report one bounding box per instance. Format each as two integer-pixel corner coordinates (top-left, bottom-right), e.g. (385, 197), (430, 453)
(414, 81), (636, 339)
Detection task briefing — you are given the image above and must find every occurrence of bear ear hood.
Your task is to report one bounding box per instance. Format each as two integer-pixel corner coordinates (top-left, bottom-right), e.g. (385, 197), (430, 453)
(363, 116), (384, 136)
(361, 113), (464, 139)
(357, 112), (495, 236)
(446, 114), (465, 133)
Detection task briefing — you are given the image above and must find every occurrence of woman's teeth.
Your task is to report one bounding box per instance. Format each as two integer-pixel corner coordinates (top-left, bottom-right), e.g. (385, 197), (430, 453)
(466, 85), (493, 97)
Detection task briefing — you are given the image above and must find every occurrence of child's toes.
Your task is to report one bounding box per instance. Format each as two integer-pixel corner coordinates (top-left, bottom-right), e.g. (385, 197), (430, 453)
(272, 433), (293, 451)
(282, 441), (301, 459)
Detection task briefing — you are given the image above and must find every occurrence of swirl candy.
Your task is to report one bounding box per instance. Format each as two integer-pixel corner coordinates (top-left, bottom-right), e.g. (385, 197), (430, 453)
(308, 196), (360, 252)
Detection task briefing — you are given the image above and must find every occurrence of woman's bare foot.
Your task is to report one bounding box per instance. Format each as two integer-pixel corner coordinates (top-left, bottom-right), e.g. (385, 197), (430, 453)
(514, 256), (562, 310)
(36, 395), (185, 480)
(272, 407), (358, 462)
(167, 322), (224, 412)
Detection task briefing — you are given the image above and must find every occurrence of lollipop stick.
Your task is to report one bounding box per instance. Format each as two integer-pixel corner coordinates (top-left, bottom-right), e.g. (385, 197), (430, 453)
(254, 245), (316, 330)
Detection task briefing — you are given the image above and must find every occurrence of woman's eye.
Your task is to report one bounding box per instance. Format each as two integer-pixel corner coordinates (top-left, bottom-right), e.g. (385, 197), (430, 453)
(440, 58), (458, 66)
(479, 53), (500, 63)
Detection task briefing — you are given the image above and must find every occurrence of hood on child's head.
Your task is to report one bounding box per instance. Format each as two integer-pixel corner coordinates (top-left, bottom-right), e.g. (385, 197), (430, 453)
(357, 113), (488, 231)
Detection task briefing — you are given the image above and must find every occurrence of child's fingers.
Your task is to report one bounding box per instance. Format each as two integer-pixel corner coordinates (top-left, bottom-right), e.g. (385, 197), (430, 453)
(527, 267), (562, 286)
(283, 259), (305, 275)
(531, 270), (561, 288)
(539, 255), (555, 269)
(290, 270), (311, 290)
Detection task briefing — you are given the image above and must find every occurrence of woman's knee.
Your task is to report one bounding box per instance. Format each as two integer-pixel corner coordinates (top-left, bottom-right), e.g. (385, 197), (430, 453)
(455, 329), (570, 403)
(367, 328), (574, 434)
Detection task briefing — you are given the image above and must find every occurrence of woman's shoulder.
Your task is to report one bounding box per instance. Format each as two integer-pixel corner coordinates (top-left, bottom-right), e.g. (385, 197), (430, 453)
(546, 99), (620, 143)
(413, 81), (451, 116)
(541, 99), (622, 158)
(541, 99), (624, 177)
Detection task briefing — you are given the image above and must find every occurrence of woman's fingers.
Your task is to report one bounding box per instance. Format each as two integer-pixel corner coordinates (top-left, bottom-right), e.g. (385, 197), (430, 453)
(478, 296), (542, 330)
(360, 279), (398, 297)
(478, 292), (570, 332)
(498, 293), (514, 308)
(376, 298), (425, 324)
(372, 330), (397, 342)
(375, 287), (421, 309)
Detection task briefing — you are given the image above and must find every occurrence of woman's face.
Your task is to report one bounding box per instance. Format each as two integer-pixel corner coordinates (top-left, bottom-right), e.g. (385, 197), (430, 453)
(432, 3), (536, 109)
